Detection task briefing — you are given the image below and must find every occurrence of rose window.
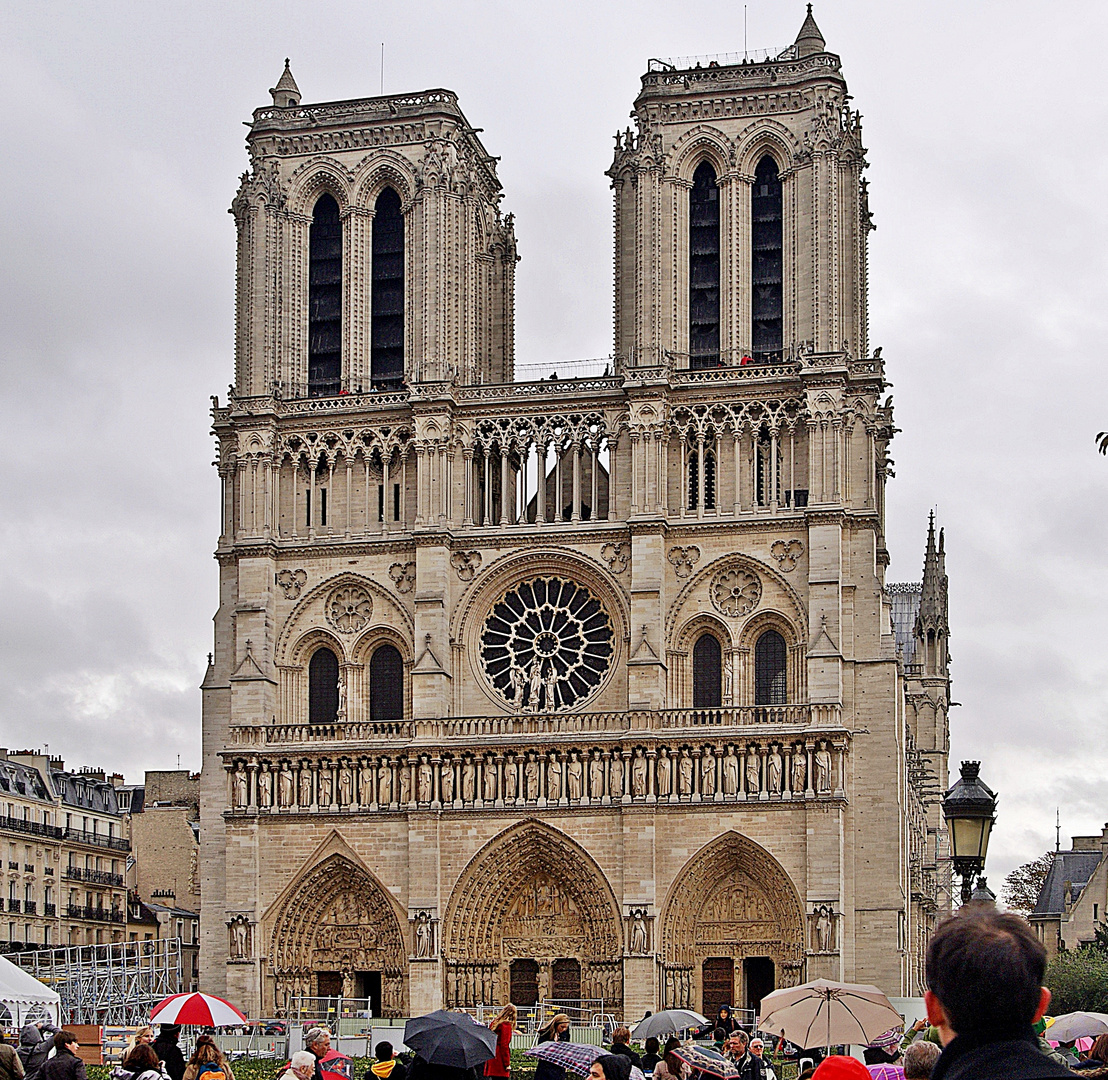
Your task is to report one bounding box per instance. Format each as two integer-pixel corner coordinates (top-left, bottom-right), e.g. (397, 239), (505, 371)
(711, 567), (762, 617)
(328, 585), (373, 634)
(480, 577), (614, 711)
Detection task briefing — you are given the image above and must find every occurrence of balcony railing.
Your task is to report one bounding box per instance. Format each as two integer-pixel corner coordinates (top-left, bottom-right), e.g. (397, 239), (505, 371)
(7, 862), (17, 870)
(24, 901), (35, 915)
(24, 864), (34, 873)
(0, 816), (63, 840)
(7, 901), (19, 913)
(66, 904), (124, 924)
(65, 867), (124, 887)
(64, 828), (129, 853)
(43, 903), (55, 916)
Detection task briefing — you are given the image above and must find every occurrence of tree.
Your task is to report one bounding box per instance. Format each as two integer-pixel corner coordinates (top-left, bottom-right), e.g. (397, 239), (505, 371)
(1047, 946), (1108, 1013)
(1002, 851), (1054, 914)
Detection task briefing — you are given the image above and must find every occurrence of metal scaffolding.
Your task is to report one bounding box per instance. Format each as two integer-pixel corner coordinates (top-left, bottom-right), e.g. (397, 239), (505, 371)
(14, 938), (183, 1024)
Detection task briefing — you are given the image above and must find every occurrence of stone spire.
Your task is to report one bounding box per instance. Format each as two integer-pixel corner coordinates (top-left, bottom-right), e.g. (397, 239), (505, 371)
(270, 59), (301, 108)
(915, 511), (949, 639)
(794, 4), (826, 57)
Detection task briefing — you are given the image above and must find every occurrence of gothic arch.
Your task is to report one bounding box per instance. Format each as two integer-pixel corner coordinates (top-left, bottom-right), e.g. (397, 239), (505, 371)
(353, 153), (418, 212)
(735, 120), (800, 176)
(287, 159), (355, 216)
(659, 832), (805, 1010)
(670, 126), (734, 182)
(442, 821), (623, 1008)
(265, 843), (408, 1016)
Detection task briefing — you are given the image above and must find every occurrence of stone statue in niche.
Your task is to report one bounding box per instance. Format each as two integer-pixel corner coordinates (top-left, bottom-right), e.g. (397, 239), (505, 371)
(814, 905), (834, 951)
(319, 767), (333, 806)
(722, 748), (739, 795)
(745, 750), (760, 795)
(358, 760), (373, 804)
(567, 752), (583, 801)
(630, 910), (648, 954)
(440, 760), (455, 804)
(700, 749), (716, 796)
(258, 765), (272, 806)
(298, 767), (312, 807)
(278, 763), (293, 807)
(509, 665), (526, 710)
(678, 750), (693, 796)
(504, 756), (518, 801)
(233, 767), (248, 808)
(524, 753), (540, 800)
(610, 753), (624, 799)
(336, 671), (347, 722)
(656, 747), (671, 797)
(589, 750), (605, 799)
(544, 664), (558, 712)
(483, 757), (498, 802)
(229, 917), (251, 959)
(792, 746), (807, 793)
(723, 655), (734, 705)
(462, 758), (476, 802)
(547, 753), (562, 801)
(417, 758), (433, 803)
(415, 911), (433, 958)
(632, 749), (647, 797)
(815, 742), (832, 793)
(399, 759), (412, 805)
(378, 760), (393, 805)
(338, 763), (353, 805)
(528, 659), (544, 713)
(767, 746), (783, 794)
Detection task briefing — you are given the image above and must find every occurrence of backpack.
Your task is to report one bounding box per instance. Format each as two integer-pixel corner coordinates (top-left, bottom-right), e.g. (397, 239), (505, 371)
(197, 1063), (227, 1080)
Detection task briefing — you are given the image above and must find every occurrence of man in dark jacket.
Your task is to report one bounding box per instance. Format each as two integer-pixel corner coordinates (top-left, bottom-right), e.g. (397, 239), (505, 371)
(730, 1032), (765, 1080)
(152, 1027), (185, 1080)
(925, 906), (1074, 1080)
(18, 1024), (57, 1080)
(41, 1033), (85, 1080)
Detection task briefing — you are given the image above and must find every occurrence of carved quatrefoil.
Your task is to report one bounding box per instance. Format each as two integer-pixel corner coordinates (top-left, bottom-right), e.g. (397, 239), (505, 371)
(711, 567), (762, 618)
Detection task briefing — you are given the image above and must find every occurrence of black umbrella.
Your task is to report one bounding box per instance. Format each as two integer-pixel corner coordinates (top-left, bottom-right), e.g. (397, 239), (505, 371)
(403, 1010), (498, 1070)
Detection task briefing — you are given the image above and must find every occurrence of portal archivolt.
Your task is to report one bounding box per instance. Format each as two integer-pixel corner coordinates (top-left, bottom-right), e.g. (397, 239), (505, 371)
(442, 822), (623, 1009)
(268, 853), (408, 1017)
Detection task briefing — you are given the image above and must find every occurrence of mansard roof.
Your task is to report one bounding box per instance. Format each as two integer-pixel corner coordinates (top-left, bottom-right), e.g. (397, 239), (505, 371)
(1033, 849), (1103, 916)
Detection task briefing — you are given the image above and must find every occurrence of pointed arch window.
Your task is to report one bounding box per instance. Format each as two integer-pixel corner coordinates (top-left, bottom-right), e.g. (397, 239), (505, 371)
(308, 647), (339, 724)
(754, 629), (787, 705)
(751, 156), (783, 363)
(369, 643), (404, 722)
(689, 161), (721, 369)
(308, 194), (342, 397)
(372, 187), (404, 389)
(693, 632), (723, 709)
(688, 446), (716, 510)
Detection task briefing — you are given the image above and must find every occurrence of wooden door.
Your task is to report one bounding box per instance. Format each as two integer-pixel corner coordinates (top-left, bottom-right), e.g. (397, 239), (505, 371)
(701, 957), (734, 1020)
(510, 958), (540, 1005)
(552, 958), (581, 1002)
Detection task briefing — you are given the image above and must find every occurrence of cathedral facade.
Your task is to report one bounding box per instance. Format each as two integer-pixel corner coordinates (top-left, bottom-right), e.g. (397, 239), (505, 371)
(199, 9), (950, 1022)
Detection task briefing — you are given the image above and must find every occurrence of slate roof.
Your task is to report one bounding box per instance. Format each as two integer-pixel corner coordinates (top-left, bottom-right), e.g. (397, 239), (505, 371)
(1032, 850), (1103, 916)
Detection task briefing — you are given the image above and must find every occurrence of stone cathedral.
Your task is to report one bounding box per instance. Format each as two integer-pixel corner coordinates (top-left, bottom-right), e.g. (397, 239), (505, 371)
(200, 8), (952, 1022)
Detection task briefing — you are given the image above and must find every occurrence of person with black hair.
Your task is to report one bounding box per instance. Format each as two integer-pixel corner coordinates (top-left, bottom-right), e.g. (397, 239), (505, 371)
(924, 906), (1074, 1079)
(641, 1039), (661, 1073)
(589, 1056), (632, 1080)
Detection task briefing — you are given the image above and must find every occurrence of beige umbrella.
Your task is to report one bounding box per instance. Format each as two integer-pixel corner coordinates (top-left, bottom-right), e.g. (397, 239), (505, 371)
(757, 979), (903, 1052)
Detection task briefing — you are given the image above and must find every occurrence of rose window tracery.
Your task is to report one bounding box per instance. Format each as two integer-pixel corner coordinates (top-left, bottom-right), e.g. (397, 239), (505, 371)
(328, 585), (373, 634)
(711, 568), (762, 618)
(480, 577), (613, 711)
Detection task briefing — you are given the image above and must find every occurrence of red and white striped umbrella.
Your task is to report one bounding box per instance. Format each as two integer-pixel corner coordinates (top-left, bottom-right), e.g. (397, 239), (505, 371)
(150, 992), (248, 1026)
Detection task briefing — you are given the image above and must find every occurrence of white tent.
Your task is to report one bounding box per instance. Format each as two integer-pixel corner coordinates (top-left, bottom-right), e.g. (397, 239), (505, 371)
(0, 955), (61, 1027)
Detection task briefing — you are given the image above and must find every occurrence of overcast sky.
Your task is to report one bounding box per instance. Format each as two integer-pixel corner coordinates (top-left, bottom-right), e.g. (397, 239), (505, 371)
(1, 1), (1106, 886)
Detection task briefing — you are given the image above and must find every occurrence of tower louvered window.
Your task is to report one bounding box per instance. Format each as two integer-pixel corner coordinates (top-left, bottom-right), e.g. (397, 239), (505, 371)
(692, 633), (723, 709)
(688, 448), (716, 511)
(754, 629), (787, 705)
(308, 194), (342, 397)
(308, 647), (339, 724)
(689, 162), (721, 368)
(370, 644), (404, 722)
(372, 187), (404, 388)
(751, 156), (783, 363)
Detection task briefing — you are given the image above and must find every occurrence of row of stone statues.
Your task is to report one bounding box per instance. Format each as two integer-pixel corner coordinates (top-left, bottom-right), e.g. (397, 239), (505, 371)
(229, 741), (841, 809)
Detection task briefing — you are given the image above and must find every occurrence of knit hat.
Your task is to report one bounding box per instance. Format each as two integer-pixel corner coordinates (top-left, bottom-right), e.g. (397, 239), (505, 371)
(812, 1056), (873, 1080)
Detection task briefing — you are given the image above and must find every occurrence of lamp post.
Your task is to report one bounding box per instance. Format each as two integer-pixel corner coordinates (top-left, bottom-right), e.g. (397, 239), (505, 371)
(942, 760), (998, 906)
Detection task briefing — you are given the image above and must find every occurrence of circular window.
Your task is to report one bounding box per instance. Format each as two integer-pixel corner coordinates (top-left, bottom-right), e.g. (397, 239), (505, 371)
(480, 577), (614, 711)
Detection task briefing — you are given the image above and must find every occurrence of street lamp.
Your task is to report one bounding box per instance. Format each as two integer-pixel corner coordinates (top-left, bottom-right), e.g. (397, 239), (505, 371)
(942, 760), (998, 906)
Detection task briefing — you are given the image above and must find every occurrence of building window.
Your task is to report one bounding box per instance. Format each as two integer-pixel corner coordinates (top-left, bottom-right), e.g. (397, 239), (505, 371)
(369, 644), (404, 722)
(692, 633), (723, 709)
(751, 155), (783, 363)
(689, 161), (721, 368)
(308, 647), (340, 725)
(371, 187), (404, 389)
(687, 447), (716, 510)
(754, 629), (787, 705)
(308, 193), (343, 397)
